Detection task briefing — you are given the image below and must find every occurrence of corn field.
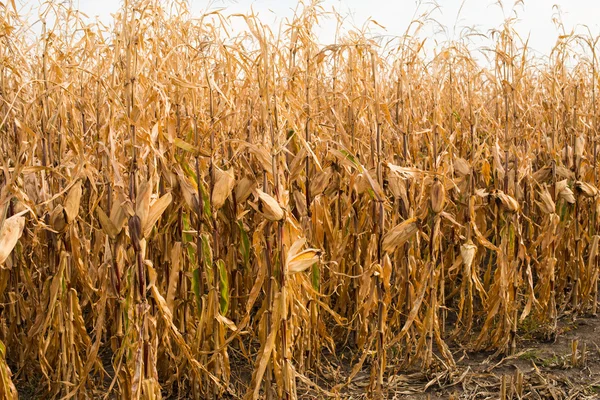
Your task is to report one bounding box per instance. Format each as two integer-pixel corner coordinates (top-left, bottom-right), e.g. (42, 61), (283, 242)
(2, 0), (600, 398)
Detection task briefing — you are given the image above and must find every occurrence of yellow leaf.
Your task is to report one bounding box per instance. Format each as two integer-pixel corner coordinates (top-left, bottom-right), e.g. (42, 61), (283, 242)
(481, 160), (491, 186)
(216, 314), (238, 331)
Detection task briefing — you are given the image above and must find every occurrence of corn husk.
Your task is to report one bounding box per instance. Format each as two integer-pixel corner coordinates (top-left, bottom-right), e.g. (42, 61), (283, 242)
(454, 157), (471, 176)
(50, 205), (68, 233)
(256, 190), (284, 221)
(575, 135), (585, 158)
(493, 190), (519, 212)
(64, 180), (82, 223)
(0, 214), (26, 265)
(235, 176), (256, 203)
(575, 181), (598, 198)
(538, 185), (555, 214)
(430, 179), (445, 213)
(382, 217), (419, 253)
(460, 241), (477, 269)
(556, 180), (575, 204)
(212, 167), (236, 209)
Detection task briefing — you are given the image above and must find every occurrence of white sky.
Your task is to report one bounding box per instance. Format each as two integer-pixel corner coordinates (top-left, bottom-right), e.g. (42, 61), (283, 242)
(24, 0), (600, 57)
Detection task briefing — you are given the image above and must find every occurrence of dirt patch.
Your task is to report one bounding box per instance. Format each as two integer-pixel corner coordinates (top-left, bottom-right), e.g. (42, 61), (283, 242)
(15, 315), (600, 399)
(373, 314), (600, 399)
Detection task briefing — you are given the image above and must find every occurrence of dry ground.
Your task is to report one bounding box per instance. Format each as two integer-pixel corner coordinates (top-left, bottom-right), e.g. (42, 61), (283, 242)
(296, 314), (600, 400)
(13, 313), (600, 400)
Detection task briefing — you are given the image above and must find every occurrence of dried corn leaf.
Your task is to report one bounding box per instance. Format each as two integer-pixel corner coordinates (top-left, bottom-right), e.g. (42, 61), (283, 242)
(143, 192), (172, 238)
(96, 206), (119, 239)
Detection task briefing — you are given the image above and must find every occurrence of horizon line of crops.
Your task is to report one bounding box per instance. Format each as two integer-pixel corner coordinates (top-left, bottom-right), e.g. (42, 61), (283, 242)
(1, 0), (600, 398)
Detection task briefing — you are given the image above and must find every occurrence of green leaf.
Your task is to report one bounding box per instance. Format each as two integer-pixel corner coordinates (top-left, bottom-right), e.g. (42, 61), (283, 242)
(201, 233), (213, 286)
(199, 180), (212, 220)
(182, 213), (197, 266)
(174, 137), (210, 157)
(216, 259), (229, 314)
(239, 221), (250, 268)
(174, 137), (196, 153)
(180, 159), (197, 182)
(340, 149), (360, 168)
(311, 263), (320, 291)
(182, 213), (193, 241)
(192, 268), (202, 312)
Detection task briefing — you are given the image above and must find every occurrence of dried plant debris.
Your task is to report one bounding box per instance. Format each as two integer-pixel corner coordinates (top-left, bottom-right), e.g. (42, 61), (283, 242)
(1, 0), (600, 399)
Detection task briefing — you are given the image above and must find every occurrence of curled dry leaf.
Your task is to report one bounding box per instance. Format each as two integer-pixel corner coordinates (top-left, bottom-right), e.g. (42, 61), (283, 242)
(555, 179), (567, 193)
(288, 148), (307, 181)
(532, 166), (551, 183)
(589, 235), (600, 271)
(143, 192), (172, 238)
(96, 206), (119, 239)
(359, 168), (385, 201)
(166, 242), (182, 313)
(387, 163), (422, 179)
(324, 170), (340, 196)
(216, 314), (238, 331)
(176, 170), (200, 213)
(247, 144), (272, 173)
(0, 339), (17, 398)
(387, 174), (403, 199)
(310, 167), (332, 196)
(0, 214), (26, 265)
(475, 188), (489, 198)
(555, 166), (574, 180)
(292, 190), (307, 217)
(354, 173), (370, 195)
(110, 194), (128, 233)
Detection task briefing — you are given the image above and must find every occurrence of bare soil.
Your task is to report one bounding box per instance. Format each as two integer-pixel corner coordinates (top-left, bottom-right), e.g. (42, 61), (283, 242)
(312, 313), (600, 399)
(15, 314), (600, 399)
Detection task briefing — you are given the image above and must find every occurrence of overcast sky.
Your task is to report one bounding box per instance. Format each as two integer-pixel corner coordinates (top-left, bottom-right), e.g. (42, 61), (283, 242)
(27, 0), (600, 57)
